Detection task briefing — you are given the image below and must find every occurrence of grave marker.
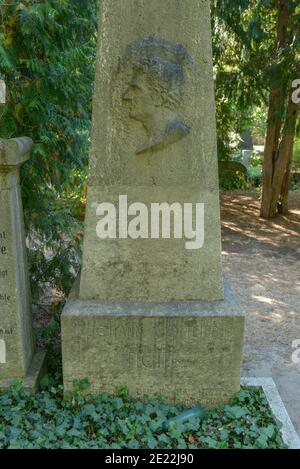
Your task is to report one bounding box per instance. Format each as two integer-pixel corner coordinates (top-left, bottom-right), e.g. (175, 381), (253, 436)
(0, 137), (46, 390)
(62, 0), (245, 404)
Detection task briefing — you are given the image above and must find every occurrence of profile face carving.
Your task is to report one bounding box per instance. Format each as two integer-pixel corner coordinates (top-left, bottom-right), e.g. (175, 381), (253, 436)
(122, 37), (193, 155)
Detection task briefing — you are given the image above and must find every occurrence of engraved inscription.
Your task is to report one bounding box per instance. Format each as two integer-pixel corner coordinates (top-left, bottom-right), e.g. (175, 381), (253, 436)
(0, 326), (13, 335)
(126, 345), (175, 372)
(0, 246), (7, 255)
(0, 230), (8, 256)
(0, 228), (12, 306)
(97, 321), (143, 340)
(0, 293), (11, 302)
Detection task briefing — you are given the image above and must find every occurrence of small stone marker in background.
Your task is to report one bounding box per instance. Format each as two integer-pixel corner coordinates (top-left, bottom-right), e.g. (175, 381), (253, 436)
(239, 130), (254, 167)
(0, 137), (46, 390)
(0, 80), (6, 104)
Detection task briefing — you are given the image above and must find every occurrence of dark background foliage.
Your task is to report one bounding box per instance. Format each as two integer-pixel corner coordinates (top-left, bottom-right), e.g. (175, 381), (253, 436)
(0, 0), (99, 298)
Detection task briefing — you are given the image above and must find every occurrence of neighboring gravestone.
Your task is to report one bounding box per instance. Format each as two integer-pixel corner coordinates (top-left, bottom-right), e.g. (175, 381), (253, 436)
(0, 79), (5, 104)
(0, 137), (46, 390)
(62, 0), (245, 404)
(239, 130), (254, 167)
(239, 130), (254, 151)
(241, 150), (253, 168)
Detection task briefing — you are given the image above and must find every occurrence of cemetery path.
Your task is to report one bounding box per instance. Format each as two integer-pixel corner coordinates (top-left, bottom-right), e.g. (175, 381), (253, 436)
(221, 191), (300, 436)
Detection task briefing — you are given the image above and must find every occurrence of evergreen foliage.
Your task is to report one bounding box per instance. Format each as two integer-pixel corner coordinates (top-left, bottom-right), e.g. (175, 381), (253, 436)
(212, 0), (300, 160)
(0, 0), (98, 297)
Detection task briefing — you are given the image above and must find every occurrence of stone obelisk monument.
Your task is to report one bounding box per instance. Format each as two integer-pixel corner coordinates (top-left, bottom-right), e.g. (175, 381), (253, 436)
(0, 137), (46, 390)
(62, 0), (244, 404)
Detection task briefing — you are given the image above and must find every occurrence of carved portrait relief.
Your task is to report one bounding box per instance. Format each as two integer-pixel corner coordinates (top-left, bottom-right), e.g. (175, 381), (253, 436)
(121, 37), (194, 155)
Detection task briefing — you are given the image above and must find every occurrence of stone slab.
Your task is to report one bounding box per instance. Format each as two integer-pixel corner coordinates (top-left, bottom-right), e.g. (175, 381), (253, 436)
(242, 377), (300, 450)
(0, 144), (35, 379)
(62, 280), (244, 404)
(66, 278), (242, 318)
(0, 137), (46, 391)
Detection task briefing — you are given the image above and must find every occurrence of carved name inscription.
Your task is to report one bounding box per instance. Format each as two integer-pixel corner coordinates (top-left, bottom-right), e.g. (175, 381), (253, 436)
(0, 327), (13, 335)
(125, 344), (176, 372)
(77, 319), (238, 383)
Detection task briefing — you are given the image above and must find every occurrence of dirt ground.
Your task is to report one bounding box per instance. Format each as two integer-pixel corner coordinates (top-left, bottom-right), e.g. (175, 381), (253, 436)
(221, 191), (300, 435)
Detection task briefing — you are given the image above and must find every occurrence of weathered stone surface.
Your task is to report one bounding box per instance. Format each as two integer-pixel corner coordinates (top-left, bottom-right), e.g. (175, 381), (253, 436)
(62, 0), (245, 403)
(0, 137), (46, 389)
(79, 0), (223, 302)
(80, 186), (222, 301)
(62, 281), (244, 404)
(0, 350), (47, 393)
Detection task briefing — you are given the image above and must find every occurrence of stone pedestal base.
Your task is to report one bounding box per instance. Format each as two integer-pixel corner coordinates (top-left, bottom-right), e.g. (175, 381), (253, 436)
(0, 350), (46, 393)
(61, 281), (244, 404)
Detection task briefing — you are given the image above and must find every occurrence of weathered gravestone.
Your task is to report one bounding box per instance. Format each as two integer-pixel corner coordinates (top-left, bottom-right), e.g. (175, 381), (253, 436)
(0, 137), (46, 390)
(62, 0), (245, 404)
(239, 130), (254, 167)
(239, 131), (254, 151)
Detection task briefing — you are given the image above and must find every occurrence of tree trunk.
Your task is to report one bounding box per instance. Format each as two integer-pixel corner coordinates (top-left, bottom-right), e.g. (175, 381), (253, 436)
(270, 98), (299, 215)
(277, 99), (299, 214)
(260, 0), (292, 218)
(260, 85), (286, 217)
(278, 156), (292, 215)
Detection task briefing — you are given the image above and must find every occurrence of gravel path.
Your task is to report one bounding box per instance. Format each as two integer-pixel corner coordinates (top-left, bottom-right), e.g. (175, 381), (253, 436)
(221, 191), (300, 436)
